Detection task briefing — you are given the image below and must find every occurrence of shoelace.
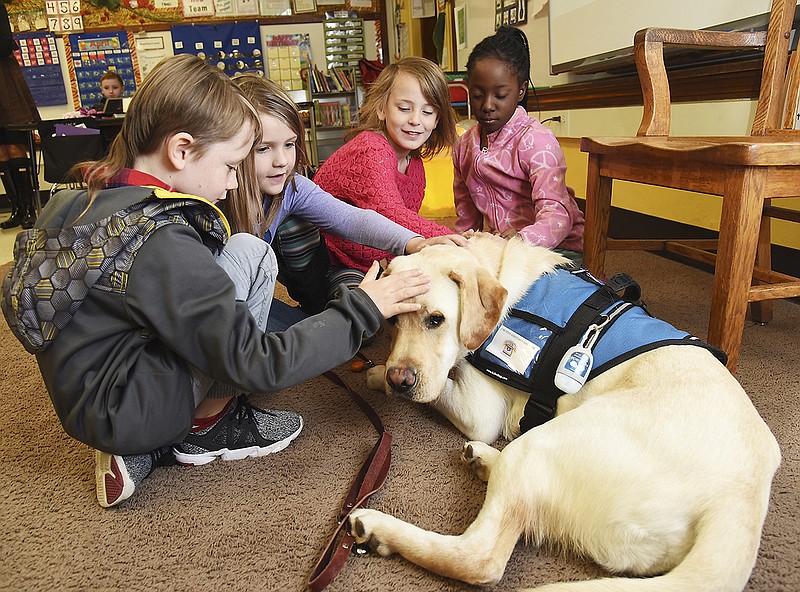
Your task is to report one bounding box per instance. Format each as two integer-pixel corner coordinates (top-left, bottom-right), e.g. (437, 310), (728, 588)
(148, 445), (177, 475)
(228, 396), (279, 445)
(231, 395), (273, 426)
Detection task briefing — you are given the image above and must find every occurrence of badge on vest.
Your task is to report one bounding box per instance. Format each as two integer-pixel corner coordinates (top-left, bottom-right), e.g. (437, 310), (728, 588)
(484, 325), (542, 375)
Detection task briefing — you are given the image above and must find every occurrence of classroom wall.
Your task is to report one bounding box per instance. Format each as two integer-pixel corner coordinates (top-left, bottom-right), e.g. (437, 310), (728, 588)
(10, 6), (378, 119)
(444, 0), (799, 251)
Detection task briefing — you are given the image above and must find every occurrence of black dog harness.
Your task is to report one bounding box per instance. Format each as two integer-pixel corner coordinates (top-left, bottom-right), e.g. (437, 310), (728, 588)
(466, 269), (726, 434)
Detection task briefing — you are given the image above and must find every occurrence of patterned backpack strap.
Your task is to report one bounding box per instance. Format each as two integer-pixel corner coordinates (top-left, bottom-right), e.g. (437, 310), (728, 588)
(1, 196), (226, 354)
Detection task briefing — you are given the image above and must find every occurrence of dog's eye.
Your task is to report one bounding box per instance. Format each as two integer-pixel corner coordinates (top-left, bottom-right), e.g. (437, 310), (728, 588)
(387, 315), (398, 326)
(425, 314), (445, 329)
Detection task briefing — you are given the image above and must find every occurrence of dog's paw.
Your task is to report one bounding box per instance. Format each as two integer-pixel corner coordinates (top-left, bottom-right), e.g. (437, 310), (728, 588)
(349, 508), (395, 556)
(461, 441), (499, 482)
(366, 365), (387, 391)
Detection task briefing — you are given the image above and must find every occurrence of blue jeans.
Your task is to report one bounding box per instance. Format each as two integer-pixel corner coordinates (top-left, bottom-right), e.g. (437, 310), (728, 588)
(190, 233), (310, 404)
(190, 234), (275, 403)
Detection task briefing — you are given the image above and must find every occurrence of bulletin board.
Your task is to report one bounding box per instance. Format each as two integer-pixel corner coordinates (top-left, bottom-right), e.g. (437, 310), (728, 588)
(68, 31), (136, 107)
(13, 31), (68, 107)
(171, 22), (265, 77)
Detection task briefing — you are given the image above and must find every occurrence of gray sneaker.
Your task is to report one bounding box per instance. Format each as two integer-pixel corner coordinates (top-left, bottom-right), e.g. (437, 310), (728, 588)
(95, 446), (174, 508)
(173, 395), (303, 466)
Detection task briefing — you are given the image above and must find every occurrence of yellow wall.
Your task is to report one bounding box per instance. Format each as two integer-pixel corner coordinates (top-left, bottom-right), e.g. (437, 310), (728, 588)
(420, 150), (456, 219)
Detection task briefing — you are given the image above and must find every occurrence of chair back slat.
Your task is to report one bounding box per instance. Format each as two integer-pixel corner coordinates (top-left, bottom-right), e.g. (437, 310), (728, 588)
(781, 52), (800, 130)
(752, 0), (796, 135)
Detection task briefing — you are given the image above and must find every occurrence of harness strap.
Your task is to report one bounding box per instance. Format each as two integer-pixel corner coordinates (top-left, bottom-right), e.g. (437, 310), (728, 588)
(519, 286), (619, 432)
(307, 370), (392, 592)
(519, 273), (643, 433)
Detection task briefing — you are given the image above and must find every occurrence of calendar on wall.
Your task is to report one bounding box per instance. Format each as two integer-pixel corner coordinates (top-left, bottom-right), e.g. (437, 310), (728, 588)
(68, 31), (136, 108)
(45, 0), (84, 34)
(13, 32), (68, 107)
(172, 22), (264, 77)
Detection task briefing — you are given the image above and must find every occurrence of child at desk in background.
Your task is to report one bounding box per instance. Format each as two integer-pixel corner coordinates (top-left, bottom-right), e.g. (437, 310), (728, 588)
(1, 54), (432, 508)
(91, 70), (124, 111)
(311, 56), (459, 297)
(453, 26), (584, 266)
(223, 75), (466, 317)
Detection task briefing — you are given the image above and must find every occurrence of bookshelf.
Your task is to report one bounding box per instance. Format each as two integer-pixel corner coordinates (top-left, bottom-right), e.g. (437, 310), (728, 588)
(307, 66), (359, 166)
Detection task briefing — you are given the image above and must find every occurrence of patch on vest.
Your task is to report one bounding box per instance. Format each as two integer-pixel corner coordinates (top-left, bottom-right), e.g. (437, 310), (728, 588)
(484, 324), (544, 375)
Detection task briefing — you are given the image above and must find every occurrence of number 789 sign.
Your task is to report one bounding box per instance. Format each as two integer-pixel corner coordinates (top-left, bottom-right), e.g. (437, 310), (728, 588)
(46, 0), (84, 34)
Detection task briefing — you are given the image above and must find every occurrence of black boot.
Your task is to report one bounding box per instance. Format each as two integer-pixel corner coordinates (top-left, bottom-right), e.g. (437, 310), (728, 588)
(0, 161), (22, 229)
(8, 157), (36, 230)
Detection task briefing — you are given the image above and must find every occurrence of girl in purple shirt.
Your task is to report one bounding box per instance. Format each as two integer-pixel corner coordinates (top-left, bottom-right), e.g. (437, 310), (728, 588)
(224, 75), (465, 315)
(453, 26), (584, 265)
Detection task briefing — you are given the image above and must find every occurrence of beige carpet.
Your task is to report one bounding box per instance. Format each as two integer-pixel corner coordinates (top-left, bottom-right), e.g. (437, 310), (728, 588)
(0, 250), (798, 592)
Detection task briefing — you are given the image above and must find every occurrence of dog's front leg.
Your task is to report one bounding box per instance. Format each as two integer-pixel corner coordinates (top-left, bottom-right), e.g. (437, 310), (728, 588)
(365, 365), (386, 391)
(350, 503), (518, 586)
(431, 366), (507, 443)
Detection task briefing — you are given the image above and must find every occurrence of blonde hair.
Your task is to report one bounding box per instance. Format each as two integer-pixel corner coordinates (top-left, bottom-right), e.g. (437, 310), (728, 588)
(81, 54), (260, 202)
(347, 57), (457, 159)
(226, 75), (311, 235)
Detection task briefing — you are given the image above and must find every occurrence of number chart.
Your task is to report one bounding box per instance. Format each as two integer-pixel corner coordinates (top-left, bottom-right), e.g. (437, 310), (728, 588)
(13, 32), (68, 107)
(45, 0), (84, 35)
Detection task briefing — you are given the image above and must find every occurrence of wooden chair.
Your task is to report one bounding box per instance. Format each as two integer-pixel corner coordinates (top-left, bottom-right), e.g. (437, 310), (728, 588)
(580, 0), (800, 374)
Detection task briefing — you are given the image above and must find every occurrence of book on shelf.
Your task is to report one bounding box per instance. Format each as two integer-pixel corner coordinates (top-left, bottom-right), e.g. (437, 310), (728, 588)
(313, 100), (353, 127)
(306, 65), (355, 94)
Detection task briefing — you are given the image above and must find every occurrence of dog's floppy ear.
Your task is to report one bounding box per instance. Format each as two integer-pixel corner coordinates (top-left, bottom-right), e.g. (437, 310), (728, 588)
(449, 267), (507, 350)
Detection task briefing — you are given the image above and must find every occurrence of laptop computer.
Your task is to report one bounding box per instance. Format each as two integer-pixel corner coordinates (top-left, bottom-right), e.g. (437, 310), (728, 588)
(102, 98), (124, 115)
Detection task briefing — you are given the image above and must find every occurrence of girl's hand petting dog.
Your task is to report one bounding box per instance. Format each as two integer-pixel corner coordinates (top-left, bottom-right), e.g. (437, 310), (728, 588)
(405, 234), (469, 253)
(359, 261), (430, 319)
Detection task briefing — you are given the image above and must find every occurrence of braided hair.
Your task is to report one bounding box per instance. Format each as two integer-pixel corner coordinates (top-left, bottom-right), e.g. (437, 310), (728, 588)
(466, 26), (532, 110)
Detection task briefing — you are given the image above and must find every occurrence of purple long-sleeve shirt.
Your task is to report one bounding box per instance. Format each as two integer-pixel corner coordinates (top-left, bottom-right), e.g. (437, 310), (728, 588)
(262, 173), (418, 256)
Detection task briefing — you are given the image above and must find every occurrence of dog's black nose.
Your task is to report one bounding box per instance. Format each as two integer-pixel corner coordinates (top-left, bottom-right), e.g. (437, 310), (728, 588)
(386, 365), (417, 396)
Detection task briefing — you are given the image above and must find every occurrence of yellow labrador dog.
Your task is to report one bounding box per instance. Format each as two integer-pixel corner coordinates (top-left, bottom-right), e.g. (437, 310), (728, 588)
(351, 233), (780, 591)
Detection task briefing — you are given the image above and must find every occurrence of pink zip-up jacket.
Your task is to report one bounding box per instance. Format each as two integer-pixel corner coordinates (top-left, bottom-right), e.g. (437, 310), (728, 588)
(453, 106), (584, 252)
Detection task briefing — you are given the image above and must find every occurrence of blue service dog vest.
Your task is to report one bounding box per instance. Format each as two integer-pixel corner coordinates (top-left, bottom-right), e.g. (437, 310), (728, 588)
(466, 269), (726, 433)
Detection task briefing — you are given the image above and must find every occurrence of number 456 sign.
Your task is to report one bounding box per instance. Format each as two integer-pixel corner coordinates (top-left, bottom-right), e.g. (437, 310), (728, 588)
(46, 0), (84, 34)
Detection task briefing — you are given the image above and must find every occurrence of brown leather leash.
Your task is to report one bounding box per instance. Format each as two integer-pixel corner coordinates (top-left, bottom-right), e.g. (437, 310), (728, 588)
(307, 368), (392, 591)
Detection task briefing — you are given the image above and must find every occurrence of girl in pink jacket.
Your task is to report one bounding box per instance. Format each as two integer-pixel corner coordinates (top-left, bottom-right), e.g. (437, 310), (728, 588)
(453, 26), (584, 265)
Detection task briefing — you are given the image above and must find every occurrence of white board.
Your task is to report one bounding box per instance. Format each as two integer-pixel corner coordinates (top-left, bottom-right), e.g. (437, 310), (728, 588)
(549, 0), (785, 73)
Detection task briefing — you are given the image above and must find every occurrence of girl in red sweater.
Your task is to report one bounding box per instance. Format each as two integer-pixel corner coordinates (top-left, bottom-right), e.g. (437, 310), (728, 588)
(312, 57), (458, 296)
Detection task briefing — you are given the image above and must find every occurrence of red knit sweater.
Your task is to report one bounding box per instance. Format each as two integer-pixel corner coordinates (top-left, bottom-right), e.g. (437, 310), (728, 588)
(314, 131), (452, 272)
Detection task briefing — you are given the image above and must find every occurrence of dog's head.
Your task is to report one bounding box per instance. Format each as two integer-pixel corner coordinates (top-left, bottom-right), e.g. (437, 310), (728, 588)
(379, 236), (509, 403)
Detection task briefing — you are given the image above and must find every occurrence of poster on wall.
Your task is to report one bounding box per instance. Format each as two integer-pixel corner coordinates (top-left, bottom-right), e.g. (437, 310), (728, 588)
(264, 33), (312, 91)
(172, 22), (264, 77)
(259, 0), (291, 16)
(495, 0), (527, 29)
(13, 32), (68, 107)
(183, 0), (216, 18)
(134, 33), (173, 80)
(69, 31), (136, 108)
(411, 0), (435, 19)
(235, 0), (260, 16)
(455, 4), (467, 50)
